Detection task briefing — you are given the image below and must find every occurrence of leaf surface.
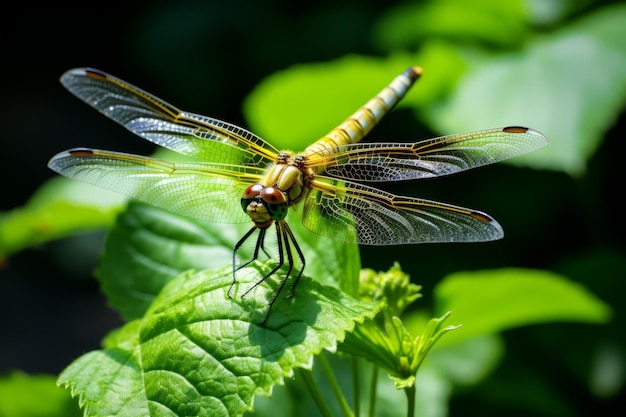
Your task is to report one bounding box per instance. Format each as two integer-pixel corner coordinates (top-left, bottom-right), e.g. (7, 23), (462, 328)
(59, 264), (382, 417)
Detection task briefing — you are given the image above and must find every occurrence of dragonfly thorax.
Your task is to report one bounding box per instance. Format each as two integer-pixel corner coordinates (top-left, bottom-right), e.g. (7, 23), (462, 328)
(263, 157), (311, 205)
(240, 154), (313, 228)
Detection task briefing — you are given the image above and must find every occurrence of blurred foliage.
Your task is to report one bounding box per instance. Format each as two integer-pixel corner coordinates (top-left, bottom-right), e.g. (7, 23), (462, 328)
(244, 1), (626, 176)
(2, 0), (625, 416)
(0, 372), (81, 417)
(0, 177), (124, 260)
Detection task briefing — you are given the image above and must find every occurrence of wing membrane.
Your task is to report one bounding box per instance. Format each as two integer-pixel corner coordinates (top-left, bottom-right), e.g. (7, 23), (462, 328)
(302, 177), (503, 245)
(55, 68), (545, 249)
(48, 148), (265, 224)
(60, 68), (280, 167)
(305, 127), (547, 182)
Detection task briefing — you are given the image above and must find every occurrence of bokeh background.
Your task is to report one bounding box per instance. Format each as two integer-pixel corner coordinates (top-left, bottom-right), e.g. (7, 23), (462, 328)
(2, 0), (624, 415)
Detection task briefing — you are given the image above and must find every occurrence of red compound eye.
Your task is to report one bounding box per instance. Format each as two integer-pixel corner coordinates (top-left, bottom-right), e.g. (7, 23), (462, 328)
(260, 187), (286, 204)
(242, 184), (264, 199)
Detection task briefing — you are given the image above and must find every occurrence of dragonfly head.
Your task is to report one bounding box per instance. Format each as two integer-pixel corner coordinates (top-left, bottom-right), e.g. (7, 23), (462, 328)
(241, 184), (288, 228)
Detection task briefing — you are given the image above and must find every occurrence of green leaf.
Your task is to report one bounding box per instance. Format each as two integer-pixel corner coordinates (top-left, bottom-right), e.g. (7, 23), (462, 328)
(433, 268), (612, 345)
(0, 371), (81, 417)
(0, 177), (124, 260)
(99, 201), (360, 320)
(97, 201), (251, 320)
(425, 3), (626, 175)
(58, 264), (383, 417)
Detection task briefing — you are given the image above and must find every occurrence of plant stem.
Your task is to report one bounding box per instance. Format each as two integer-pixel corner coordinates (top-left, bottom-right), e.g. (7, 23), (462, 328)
(352, 358), (360, 417)
(404, 384), (416, 417)
(368, 365), (378, 417)
(299, 368), (334, 417)
(318, 352), (354, 417)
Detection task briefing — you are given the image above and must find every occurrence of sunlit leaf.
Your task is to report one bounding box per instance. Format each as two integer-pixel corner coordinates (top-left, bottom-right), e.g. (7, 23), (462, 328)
(425, 4), (626, 175)
(433, 268), (612, 345)
(0, 177), (124, 260)
(0, 371), (80, 417)
(58, 264), (382, 417)
(97, 201), (254, 320)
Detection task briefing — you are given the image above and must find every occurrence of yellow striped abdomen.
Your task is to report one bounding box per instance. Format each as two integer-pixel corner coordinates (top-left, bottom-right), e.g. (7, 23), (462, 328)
(304, 66), (422, 173)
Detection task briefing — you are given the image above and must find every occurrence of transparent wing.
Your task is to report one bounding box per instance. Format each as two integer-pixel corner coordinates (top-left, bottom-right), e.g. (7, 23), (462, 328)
(305, 126), (547, 182)
(302, 177), (503, 245)
(60, 68), (280, 167)
(48, 148), (266, 224)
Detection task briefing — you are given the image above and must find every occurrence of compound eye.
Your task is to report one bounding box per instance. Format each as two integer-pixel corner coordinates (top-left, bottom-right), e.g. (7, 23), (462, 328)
(260, 187), (286, 204)
(242, 184), (264, 199)
(259, 187), (288, 221)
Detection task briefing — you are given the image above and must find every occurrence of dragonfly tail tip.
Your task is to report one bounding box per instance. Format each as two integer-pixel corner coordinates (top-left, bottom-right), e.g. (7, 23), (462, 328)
(406, 66), (423, 80)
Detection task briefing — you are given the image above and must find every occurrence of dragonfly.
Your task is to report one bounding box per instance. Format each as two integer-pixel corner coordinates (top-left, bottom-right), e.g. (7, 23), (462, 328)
(49, 66), (547, 324)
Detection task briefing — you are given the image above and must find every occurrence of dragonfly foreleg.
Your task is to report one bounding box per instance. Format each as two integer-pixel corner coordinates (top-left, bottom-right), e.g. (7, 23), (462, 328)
(256, 223), (295, 325)
(230, 226), (264, 298)
(282, 223), (305, 299)
(260, 223), (305, 325)
(241, 225), (285, 299)
(230, 221), (305, 326)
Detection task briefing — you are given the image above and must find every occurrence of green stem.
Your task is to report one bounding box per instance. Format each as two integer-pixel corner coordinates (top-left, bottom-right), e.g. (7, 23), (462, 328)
(299, 368), (334, 417)
(352, 358), (360, 417)
(405, 385), (416, 417)
(318, 353), (354, 417)
(367, 365), (378, 417)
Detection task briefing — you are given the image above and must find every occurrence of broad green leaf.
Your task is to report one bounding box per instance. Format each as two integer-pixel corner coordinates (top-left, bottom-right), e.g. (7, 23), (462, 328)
(98, 201), (360, 320)
(97, 201), (252, 320)
(0, 177), (124, 260)
(58, 264), (383, 417)
(425, 3), (626, 175)
(0, 371), (81, 417)
(433, 268), (612, 345)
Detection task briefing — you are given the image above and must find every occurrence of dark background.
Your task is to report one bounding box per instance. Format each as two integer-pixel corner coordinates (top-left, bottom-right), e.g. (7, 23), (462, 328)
(2, 1), (624, 416)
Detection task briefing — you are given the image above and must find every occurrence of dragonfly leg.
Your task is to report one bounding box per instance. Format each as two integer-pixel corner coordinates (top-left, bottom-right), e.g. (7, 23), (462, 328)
(259, 243), (272, 259)
(230, 222), (304, 326)
(260, 222), (296, 326)
(237, 228), (267, 272)
(241, 225), (284, 299)
(269, 224), (295, 306)
(261, 222), (307, 325)
(230, 226), (263, 298)
(282, 223), (305, 299)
